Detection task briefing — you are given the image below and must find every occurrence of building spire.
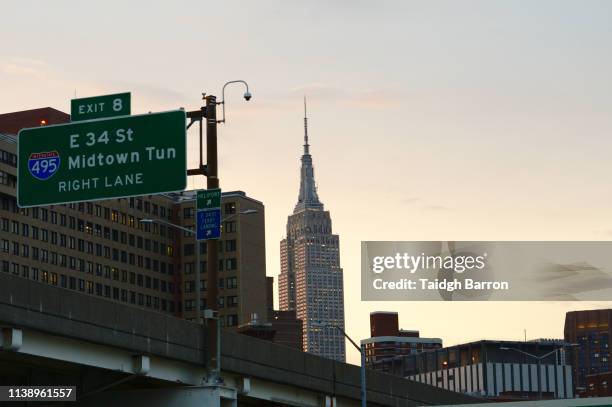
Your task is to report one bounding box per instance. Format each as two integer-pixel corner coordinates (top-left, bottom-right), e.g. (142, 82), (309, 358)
(304, 96), (309, 154)
(294, 97), (323, 213)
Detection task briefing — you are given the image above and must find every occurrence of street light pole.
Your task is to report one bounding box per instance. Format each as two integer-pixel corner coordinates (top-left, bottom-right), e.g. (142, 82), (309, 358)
(195, 229), (201, 323)
(182, 81), (251, 382)
(204, 81), (251, 380)
(316, 323), (366, 407)
(205, 94), (220, 381)
(360, 343), (366, 407)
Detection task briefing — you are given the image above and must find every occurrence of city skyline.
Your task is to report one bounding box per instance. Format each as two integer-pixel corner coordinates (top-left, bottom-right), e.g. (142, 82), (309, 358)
(3, 0), (612, 366)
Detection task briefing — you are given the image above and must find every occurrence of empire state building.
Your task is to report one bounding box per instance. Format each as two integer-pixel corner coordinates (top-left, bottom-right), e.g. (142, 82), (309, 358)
(279, 100), (346, 362)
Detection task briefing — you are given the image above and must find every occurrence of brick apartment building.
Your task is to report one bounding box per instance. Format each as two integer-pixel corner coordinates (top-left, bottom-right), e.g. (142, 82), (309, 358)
(362, 311), (442, 366)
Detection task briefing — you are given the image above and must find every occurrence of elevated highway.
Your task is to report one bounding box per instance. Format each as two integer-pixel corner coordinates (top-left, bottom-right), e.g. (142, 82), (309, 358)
(0, 273), (481, 406)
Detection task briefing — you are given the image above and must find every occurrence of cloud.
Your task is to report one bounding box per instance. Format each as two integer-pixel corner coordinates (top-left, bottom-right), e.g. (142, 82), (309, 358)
(0, 57), (50, 79)
(403, 196), (451, 211)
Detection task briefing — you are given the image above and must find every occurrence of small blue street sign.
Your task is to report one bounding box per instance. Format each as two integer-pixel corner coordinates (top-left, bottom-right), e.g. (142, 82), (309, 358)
(196, 208), (221, 241)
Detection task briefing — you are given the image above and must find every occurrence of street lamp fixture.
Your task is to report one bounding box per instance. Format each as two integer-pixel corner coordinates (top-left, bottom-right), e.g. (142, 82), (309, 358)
(140, 209), (258, 230)
(219, 80), (252, 124)
(313, 321), (366, 407)
(499, 345), (572, 400)
(220, 209), (259, 223)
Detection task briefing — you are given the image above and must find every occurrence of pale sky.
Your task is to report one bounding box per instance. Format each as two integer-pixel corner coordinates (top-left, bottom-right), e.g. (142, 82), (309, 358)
(3, 0), (612, 365)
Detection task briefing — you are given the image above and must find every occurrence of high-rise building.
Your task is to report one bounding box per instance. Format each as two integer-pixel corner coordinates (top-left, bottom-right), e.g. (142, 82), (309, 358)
(564, 308), (612, 396)
(278, 100), (345, 361)
(0, 107), (267, 329)
(362, 311), (442, 366)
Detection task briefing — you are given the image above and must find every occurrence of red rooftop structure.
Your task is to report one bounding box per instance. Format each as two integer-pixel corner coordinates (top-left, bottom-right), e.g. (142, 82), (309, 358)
(0, 107), (70, 135)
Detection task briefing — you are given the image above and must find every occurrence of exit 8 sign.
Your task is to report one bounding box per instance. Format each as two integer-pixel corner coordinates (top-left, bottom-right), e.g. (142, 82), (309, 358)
(71, 92), (131, 122)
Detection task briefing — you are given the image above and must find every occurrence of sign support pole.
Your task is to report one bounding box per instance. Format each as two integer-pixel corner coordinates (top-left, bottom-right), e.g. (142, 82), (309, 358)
(205, 95), (220, 381)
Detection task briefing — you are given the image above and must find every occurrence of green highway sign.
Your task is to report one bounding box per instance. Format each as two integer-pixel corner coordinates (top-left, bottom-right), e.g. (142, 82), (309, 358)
(17, 110), (186, 207)
(71, 92), (131, 121)
(197, 188), (221, 210)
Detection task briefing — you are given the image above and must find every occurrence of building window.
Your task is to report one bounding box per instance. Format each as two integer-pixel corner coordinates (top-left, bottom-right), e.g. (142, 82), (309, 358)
(184, 262), (194, 274)
(225, 239), (237, 252)
(185, 280), (194, 293)
(227, 314), (239, 327)
(0, 149), (17, 167)
(0, 170), (17, 188)
(226, 258), (237, 270)
(227, 296), (238, 307)
(224, 202), (236, 215)
(226, 277), (238, 289)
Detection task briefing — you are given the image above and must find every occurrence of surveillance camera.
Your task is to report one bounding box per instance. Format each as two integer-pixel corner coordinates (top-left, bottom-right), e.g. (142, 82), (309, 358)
(243, 91), (252, 101)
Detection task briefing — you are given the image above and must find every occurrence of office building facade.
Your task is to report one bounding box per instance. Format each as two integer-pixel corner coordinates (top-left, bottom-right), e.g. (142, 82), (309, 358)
(0, 107), (267, 329)
(564, 308), (611, 396)
(278, 102), (345, 361)
(372, 339), (574, 401)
